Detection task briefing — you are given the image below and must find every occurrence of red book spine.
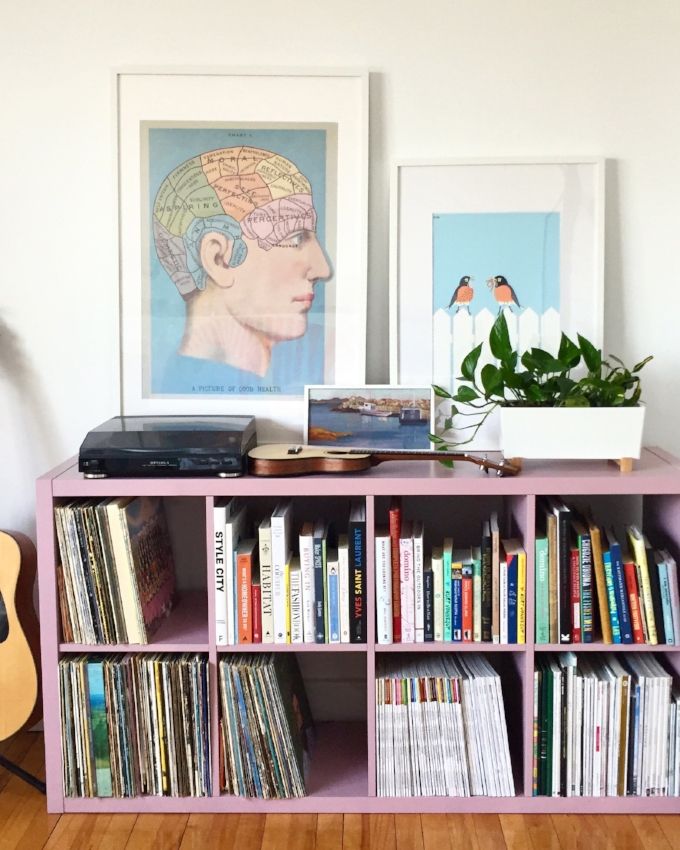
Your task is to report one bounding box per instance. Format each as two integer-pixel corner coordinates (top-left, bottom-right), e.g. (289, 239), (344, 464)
(624, 561), (645, 644)
(251, 583), (262, 643)
(237, 552), (252, 643)
(570, 547), (582, 642)
(462, 575), (473, 642)
(388, 498), (402, 642)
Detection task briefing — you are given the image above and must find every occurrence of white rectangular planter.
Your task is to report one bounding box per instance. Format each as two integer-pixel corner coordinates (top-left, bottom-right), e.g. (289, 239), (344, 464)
(499, 405), (646, 460)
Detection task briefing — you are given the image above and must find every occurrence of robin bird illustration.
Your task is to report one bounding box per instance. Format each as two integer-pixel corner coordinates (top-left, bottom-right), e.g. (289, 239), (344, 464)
(447, 275), (474, 312)
(487, 275), (521, 313)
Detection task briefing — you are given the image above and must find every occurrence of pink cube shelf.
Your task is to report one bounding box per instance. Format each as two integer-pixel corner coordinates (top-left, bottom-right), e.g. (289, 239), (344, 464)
(36, 448), (680, 813)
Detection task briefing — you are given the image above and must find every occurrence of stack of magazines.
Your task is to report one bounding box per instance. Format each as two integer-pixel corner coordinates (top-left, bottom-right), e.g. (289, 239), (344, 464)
(219, 653), (314, 798)
(376, 653), (515, 797)
(534, 653), (680, 796)
(59, 653), (211, 797)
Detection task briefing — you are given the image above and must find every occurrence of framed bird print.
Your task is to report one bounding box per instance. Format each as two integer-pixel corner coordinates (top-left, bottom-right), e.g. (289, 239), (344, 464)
(389, 157), (605, 449)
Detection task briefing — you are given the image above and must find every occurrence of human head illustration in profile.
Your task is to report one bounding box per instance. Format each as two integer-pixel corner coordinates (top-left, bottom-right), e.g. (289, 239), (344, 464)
(152, 146), (331, 379)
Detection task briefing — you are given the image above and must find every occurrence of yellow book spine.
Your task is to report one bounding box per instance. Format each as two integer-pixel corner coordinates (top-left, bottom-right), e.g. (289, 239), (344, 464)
(518, 551), (526, 644)
(628, 529), (657, 644)
(284, 558), (291, 643)
(590, 525), (613, 644)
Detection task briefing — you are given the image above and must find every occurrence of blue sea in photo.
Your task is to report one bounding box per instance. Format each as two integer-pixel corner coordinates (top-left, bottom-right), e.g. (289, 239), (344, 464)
(309, 401), (430, 449)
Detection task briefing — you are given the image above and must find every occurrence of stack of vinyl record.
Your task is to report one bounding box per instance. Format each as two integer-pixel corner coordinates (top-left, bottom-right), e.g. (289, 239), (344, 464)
(376, 653), (515, 797)
(59, 653), (211, 797)
(219, 654), (314, 798)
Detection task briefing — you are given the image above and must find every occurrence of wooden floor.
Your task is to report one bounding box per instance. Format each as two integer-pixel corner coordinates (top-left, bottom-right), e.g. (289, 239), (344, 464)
(1, 733), (679, 850)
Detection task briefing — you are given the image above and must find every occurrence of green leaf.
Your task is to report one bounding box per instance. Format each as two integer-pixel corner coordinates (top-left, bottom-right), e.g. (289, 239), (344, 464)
(558, 333), (581, 369)
(437, 458), (455, 469)
(524, 348), (567, 374)
(632, 355), (653, 372)
(578, 334), (602, 373)
(563, 395), (590, 407)
(428, 433), (445, 444)
(489, 312), (512, 360)
(452, 385), (479, 403)
(460, 343), (483, 382)
(525, 383), (548, 404)
(480, 363), (503, 396)
(432, 384), (452, 398)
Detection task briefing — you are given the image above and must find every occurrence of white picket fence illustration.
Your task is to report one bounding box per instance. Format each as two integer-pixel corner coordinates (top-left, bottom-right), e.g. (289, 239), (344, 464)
(433, 306), (561, 450)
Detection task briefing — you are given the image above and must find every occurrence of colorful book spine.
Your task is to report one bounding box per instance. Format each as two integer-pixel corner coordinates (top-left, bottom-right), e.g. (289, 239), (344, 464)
(432, 547), (444, 642)
(451, 559), (463, 642)
(490, 515), (500, 644)
(471, 546), (482, 643)
(663, 550), (680, 644)
(298, 521), (316, 644)
(443, 538), (453, 642)
(535, 535), (550, 644)
(236, 539), (255, 644)
(424, 567), (434, 641)
(338, 534), (350, 644)
(623, 560), (645, 644)
(589, 523), (613, 644)
(481, 522), (492, 642)
(517, 547), (526, 644)
(283, 553), (292, 643)
(326, 549), (340, 643)
(349, 500), (366, 644)
(555, 504), (571, 644)
(289, 557), (303, 644)
(413, 521), (425, 643)
(627, 527), (657, 644)
(375, 527), (392, 644)
(388, 497), (402, 642)
(86, 660), (113, 796)
(399, 521), (415, 643)
(251, 583), (262, 643)
(603, 549), (622, 643)
(507, 553), (518, 644)
(579, 532), (593, 642)
(225, 502), (247, 645)
(258, 518), (273, 643)
(569, 547), (581, 643)
(658, 558), (675, 645)
(462, 563), (473, 642)
(609, 535), (633, 644)
(499, 556), (508, 645)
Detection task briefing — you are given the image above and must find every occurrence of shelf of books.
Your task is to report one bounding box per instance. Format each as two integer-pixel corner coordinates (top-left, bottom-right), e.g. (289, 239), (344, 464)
(36, 447), (680, 812)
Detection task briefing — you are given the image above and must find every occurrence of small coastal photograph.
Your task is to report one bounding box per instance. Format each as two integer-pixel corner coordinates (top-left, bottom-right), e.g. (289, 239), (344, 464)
(305, 385), (432, 449)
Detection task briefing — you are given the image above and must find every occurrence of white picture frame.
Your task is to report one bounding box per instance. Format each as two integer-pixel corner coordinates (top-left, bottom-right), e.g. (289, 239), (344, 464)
(116, 67), (368, 442)
(304, 384), (433, 450)
(389, 157), (605, 448)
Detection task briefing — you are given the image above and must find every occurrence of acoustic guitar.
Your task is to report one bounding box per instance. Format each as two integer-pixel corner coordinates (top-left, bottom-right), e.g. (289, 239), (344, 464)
(0, 531), (41, 740)
(248, 444), (520, 477)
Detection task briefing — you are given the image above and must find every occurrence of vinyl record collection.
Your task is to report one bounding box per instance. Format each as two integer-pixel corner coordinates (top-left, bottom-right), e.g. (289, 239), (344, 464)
(534, 653), (680, 796)
(376, 653), (515, 797)
(59, 653), (211, 797)
(219, 653), (315, 798)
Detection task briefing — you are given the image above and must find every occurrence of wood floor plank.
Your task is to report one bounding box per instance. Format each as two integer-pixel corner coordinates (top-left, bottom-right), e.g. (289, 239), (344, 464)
(656, 818), (680, 850)
(179, 814), (242, 850)
(630, 816), (672, 850)
(343, 813), (372, 850)
(471, 814), (506, 850)
(524, 814), (562, 850)
(498, 815), (529, 850)
(420, 813), (452, 850)
(0, 732), (38, 793)
(549, 814), (578, 850)
(123, 813), (189, 850)
(42, 814), (137, 850)
(260, 813), (317, 850)
(368, 814), (397, 850)
(603, 815), (645, 850)
(395, 814), (424, 850)
(316, 813), (343, 850)
(446, 813), (480, 850)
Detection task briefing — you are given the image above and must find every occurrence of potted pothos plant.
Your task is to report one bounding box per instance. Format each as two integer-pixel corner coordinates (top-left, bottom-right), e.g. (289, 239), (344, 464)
(432, 313), (651, 470)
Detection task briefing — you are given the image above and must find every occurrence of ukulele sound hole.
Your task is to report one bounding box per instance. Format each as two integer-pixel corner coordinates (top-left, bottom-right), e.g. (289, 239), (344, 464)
(0, 591), (7, 643)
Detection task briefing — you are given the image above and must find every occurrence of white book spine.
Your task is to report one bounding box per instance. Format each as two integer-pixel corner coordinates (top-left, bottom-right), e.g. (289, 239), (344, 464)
(432, 552), (444, 642)
(258, 521), (273, 643)
(338, 536), (351, 643)
(500, 560), (508, 645)
(290, 566), (303, 644)
(213, 503), (228, 646)
(271, 505), (291, 644)
(413, 525), (424, 643)
(399, 534), (415, 643)
(299, 531), (315, 643)
(375, 533), (392, 644)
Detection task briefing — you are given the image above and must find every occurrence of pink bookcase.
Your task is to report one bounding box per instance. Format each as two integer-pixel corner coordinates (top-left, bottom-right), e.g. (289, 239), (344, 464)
(36, 447), (680, 813)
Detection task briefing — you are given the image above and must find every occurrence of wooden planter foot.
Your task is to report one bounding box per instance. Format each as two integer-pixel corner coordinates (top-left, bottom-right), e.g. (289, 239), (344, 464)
(615, 457), (634, 473)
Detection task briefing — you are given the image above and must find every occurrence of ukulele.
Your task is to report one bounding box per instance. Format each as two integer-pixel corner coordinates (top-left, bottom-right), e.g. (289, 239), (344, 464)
(0, 531), (41, 740)
(248, 444), (520, 477)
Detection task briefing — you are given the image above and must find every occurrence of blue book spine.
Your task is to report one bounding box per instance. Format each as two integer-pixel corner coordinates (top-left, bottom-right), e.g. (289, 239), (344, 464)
(603, 550), (622, 643)
(452, 568), (462, 641)
(610, 542), (633, 643)
(443, 551), (452, 642)
(313, 538), (325, 643)
(328, 567), (339, 642)
(507, 554), (518, 644)
(658, 560), (675, 645)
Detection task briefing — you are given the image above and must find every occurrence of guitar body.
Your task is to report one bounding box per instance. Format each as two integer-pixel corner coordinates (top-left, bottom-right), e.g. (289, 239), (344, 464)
(0, 531), (41, 740)
(248, 444), (373, 476)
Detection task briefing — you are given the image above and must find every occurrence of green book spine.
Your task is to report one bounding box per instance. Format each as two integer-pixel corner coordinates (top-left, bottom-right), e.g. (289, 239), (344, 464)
(443, 545), (453, 642)
(535, 536), (550, 644)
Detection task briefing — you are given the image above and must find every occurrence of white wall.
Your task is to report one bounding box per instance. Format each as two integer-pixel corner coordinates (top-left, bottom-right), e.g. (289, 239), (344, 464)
(1, 0), (679, 538)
